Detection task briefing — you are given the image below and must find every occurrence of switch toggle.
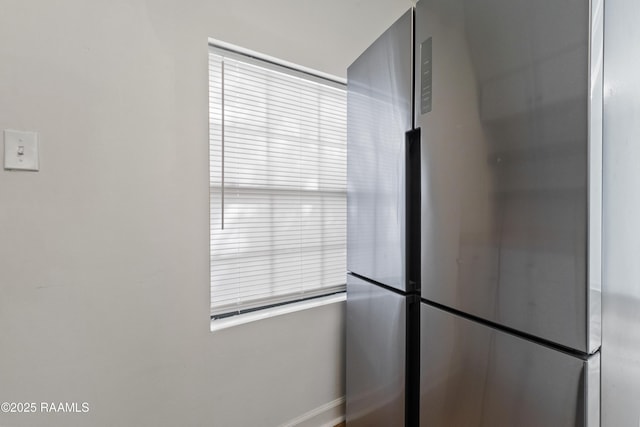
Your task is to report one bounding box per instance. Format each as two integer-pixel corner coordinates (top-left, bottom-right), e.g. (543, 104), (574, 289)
(4, 129), (39, 171)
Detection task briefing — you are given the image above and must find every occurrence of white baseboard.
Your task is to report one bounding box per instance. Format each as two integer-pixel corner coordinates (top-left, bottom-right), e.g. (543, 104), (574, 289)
(279, 396), (345, 427)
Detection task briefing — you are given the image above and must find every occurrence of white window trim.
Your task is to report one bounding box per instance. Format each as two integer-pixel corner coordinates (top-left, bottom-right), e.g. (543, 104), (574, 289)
(210, 292), (346, 332)
(208, 38), (346, 86)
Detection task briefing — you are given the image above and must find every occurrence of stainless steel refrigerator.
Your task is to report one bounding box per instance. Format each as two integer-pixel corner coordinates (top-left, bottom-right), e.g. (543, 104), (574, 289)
(346, 0), (603, 425)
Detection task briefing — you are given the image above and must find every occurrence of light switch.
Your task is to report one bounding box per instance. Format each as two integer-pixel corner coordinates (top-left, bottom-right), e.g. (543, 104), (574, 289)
(4, 129), (39, 171)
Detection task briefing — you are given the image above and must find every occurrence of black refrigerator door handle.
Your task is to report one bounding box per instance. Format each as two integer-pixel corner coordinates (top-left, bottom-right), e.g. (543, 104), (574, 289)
(405, 128), (421, 293)
(405, 128), (421, 427)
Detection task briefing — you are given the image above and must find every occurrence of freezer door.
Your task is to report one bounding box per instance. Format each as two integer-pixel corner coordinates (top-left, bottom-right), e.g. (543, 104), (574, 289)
(346, 274), (406, 426)
(415, 0), (601, 353)
(420, 304), (600, 427)
(347, 9), (413, 292)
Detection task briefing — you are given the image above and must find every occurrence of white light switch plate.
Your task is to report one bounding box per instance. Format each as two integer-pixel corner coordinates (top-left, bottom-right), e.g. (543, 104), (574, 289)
(4, 129), (39, 171)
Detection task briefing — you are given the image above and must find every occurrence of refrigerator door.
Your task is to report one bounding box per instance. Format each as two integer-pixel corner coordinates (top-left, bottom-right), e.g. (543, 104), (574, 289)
(347, 10), (413, 292)
(420, 304), (600, 427)
(415, 0), (601, 353)
(346, 274), (406, 426)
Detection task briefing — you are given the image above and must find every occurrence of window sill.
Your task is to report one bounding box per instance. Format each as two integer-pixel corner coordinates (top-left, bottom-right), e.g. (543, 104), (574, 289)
(210, 292), (346, 332)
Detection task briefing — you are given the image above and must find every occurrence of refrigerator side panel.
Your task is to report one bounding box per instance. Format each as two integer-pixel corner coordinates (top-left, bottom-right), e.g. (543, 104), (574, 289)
(601, 0), (640, 422)
(586, 352), (600, 427)
(587, 0), (604, 356)
(415, 0), (592, 352)
(420, 304), (599, 427)
(347, 10), (413, 291)
(346, 274), (405, 426)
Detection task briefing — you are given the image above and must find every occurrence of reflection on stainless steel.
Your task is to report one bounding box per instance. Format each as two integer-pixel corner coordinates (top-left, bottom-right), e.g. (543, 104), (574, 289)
(420, 304), (600, 426)
(347, 10), (413, 292)
(346, 0), (614, 423)
(346, 274), (405, 426)
(601, 0), (640, 422)
(415, 0), (601, 353)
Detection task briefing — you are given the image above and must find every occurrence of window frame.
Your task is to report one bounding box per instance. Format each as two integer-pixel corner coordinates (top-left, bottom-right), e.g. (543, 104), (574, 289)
(208, 39), (347, 325)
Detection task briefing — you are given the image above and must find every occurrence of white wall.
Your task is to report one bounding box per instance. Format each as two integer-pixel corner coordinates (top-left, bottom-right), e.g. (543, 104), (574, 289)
(601, 0), (640, 424)
(0, 1), (411, 426)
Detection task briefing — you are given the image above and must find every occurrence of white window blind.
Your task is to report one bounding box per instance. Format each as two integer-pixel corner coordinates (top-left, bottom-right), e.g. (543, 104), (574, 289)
(208, 46), (347, 318)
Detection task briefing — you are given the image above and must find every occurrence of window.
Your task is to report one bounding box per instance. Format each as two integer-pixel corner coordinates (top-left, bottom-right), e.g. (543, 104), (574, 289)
(208, 43), (347, 319)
